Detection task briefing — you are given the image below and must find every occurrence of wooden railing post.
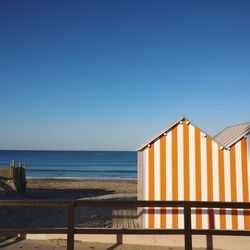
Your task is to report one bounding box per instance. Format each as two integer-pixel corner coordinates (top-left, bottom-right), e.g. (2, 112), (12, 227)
(67, 201), (75, 250)
(184, 205), (192, 250)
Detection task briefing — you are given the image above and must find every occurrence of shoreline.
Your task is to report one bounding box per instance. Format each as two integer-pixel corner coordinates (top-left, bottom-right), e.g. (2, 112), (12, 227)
(26, 178), (137, 196)
(26, 176), (137, 181)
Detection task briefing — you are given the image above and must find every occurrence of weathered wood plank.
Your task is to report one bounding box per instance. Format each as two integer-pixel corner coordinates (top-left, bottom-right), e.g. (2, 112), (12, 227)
(112, 210), (118, 228)
(127, 210), (134, 229)
(112, 209), (139, 229)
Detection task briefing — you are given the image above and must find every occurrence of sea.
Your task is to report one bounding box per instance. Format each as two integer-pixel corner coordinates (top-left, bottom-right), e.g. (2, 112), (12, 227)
(0, 150), (137, 180)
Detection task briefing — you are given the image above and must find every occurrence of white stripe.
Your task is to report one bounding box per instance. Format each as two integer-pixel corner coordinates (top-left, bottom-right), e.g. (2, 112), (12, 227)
(236, 141), (243, 202)
(142, 209), (147, 229)
(212, 142), (219, 201)
(202, 209), (208, 229)
(214, 209), (220, 229)
(189, 125), (196, 228)
(143, 148), (149, 228)
(218, 148), (226, 230)
(154, 139), (161, 228)
(178, 208), (184, 229)
(177, 124), (184, 229)
(166, 208), (172, 229)
(247, 135), (250, 202)
(200, 135), (207, 201)
(200, 135), (208, 229)
(224, 150), (232, 229)
(238, 209), (244, 230)
(224, 150), (231, 202)
(154, 209), (161, 229)
(236, 141), (244, 229)
(225, 209), (232, 229)
(164, 135), (168, 228)
(166, 131), (172, 228)
(189, 125), (196, 201)
(178, 124), (184, 200)
(191, 209), (196, 229)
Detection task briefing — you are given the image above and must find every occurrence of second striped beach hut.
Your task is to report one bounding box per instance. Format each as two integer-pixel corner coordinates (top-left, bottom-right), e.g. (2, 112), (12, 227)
(137, 117), (250, 230)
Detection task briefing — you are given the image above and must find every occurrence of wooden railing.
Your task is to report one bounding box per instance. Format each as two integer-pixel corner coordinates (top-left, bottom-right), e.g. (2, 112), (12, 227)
(0, 200), (250, 250)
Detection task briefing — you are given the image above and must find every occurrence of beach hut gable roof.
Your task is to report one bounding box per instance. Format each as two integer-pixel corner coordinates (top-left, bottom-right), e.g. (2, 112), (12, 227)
(214, 122), (250, 148)
(137, 117), (250, 151)
(137, 117), (225, 151)
(136, 117), (185, 151)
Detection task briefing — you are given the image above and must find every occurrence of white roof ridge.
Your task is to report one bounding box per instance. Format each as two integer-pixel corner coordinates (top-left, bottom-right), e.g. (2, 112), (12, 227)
(221, 121), (250, 130)
(136, 116), (226, 151)
(136, 116), (185, 151)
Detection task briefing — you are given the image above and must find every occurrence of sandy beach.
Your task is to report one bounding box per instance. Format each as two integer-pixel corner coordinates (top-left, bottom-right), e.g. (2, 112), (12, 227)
(27, 179), (137, 199)
(0, 179), (137, 228)
(0, 238), (193, 250)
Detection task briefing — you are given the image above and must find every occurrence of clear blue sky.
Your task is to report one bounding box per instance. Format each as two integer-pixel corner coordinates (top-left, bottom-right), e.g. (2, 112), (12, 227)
(0, 0), (249, 151)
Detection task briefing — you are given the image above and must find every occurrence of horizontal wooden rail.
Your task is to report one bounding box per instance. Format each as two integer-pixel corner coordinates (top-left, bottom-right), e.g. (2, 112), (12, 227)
(2, 199), (250, 208)
(0, 228), (68, 234)
(192, 229), (250, 236)
(0, 200), (250, 250)
(75, 228), (185, 235)
(0, 200), (71, 206)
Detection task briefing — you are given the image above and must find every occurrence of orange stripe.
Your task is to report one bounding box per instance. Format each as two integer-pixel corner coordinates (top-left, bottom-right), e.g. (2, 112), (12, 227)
(208, 209), (215, 229)
(148, 208), (154, 228)
(183, 123), (190, 200)
(148, 143), (154, 228)
(241, 138), (250, 229)
(160, 136), (166, 200)
(195, 127), (202, 229)
(172, 126), (178, 228)
(244, 210), (250, 230)
(218, 147), (226, 229)
(160, 208), (166, 229)
(206, 137), (214, 229)
(160, 136), (166, 228)
(230, 145), (238, 229)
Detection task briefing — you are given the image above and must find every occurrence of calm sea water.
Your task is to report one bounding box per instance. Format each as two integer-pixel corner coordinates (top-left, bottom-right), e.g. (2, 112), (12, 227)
(0, 151), (137, 180)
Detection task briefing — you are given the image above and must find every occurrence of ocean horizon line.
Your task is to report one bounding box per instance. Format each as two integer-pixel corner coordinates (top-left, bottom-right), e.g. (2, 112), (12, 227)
(0, 149), (135, 152)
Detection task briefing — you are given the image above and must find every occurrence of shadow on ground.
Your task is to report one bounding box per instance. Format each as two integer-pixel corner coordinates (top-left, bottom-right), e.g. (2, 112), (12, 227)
(26, 187), (115, 200)
(0, 237), (24, 249)
(0, 237), (215, 250)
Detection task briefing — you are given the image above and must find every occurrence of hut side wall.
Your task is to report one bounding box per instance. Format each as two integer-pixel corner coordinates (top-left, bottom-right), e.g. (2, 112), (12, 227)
(139, 122), (250, 230)
(137, 151), (143, 201)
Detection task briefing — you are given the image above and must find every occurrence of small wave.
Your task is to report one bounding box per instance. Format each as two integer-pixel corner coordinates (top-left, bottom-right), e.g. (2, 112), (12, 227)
(27, 169), (137, 173)
(26, 176), (137, 181)
(24, 162), (136, 167)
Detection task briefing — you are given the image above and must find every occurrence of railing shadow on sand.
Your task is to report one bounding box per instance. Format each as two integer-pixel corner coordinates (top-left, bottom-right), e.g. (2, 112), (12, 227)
(0, 200), (250, 250)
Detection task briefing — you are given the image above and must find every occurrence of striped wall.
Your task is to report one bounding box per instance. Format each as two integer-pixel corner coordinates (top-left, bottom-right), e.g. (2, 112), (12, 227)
(140, 121), (250, 230)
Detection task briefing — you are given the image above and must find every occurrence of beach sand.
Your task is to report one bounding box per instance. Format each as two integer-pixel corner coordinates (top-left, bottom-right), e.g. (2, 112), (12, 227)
(0, 180), (237, 249)
(0, 238), (196, 250)
(27, 179), (137, 200)
(0, 179), (137, 228)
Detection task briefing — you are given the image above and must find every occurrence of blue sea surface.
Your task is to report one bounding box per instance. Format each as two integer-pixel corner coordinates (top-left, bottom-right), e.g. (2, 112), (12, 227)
(0, 151), (137, 180)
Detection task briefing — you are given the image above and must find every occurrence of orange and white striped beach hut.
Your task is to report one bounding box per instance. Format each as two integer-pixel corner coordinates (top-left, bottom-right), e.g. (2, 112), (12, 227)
(137, 117), (250, 230)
